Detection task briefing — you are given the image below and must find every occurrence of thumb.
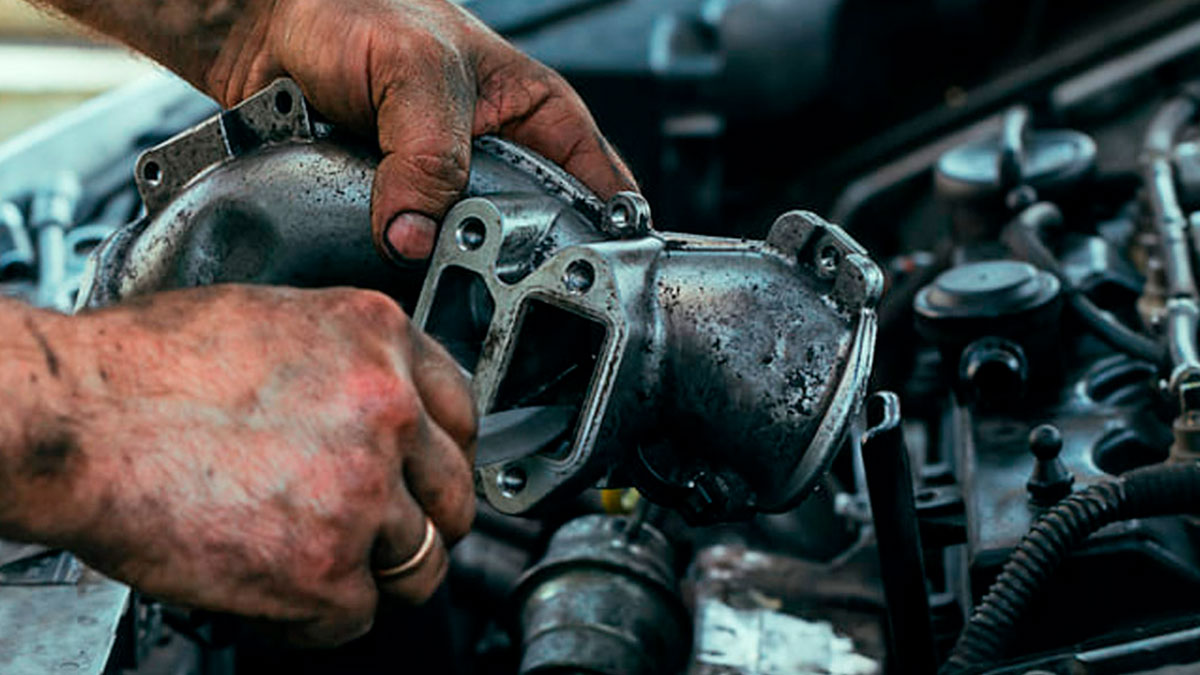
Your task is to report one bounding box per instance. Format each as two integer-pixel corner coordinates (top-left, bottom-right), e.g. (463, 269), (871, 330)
(371, 97), (473, 264)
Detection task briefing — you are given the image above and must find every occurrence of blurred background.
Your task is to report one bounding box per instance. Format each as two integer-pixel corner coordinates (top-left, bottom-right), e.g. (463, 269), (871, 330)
(0, 0), (156, 141)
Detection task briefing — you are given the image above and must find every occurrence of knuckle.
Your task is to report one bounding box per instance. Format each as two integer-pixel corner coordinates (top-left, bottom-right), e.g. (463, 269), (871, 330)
(393, 29), (445, 64)
(364, 372), (422, 433)
(345, 289), (406, 325)
(400, 147), (470, 193)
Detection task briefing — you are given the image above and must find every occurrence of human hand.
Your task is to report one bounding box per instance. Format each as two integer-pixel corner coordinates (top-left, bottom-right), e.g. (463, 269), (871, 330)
(46, 285), (475, 645)
(206, 0), (638, 263)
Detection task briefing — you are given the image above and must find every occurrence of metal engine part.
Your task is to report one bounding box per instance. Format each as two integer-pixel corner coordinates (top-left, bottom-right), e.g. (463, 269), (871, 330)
(510, 514), (689, 675)
(77, 78), (882, 523)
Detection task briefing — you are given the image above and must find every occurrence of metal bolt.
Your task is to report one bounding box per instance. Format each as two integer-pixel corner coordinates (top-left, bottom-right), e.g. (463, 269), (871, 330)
(604, 192), (651, 236)
(818, 245), (840, 275)
(498, 466), (527, 497)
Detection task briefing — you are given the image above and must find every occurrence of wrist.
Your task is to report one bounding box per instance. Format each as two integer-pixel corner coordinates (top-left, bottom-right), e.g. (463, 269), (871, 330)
(0, 304), (107, 547)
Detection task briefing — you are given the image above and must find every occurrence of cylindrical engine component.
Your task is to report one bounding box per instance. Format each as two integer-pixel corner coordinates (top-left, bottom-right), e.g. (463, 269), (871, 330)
(0, 201), (34, 281)
(28, 173), (81, 311)
(511, 515), (689, 675)
(935, 109), (1095, 244)
(914, 259), (1063, 405)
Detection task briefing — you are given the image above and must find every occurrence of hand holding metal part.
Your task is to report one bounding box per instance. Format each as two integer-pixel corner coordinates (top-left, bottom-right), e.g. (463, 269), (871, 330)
(80, 79), (882, 523)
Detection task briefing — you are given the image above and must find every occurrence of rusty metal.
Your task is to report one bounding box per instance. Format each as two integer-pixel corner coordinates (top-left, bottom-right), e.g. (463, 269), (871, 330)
(78, 78), (883, 523)
(510, 514), (688, 675)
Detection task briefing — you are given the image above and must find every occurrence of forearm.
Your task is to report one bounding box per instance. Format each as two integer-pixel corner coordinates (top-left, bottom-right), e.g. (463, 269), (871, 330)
(0, 300), (98, 545)
(31, 0), (275, 103)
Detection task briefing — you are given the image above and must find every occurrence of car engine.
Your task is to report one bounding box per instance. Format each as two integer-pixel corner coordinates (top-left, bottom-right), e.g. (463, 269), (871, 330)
(7, 1), (1200, 674)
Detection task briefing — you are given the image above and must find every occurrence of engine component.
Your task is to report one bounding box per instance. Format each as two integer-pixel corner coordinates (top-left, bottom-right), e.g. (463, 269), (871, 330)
(914, 259), (1062, 405)
(427, 197), (881, 522)
(29, 172), (82, 312)
(944, 463), (1200, 672)
(78, 78), (883, 523)
(1025, 423), (1074, 506)
(935, 107), (1096, 243)
(19, 5), (1200, 674)
(685, 542), (884, 675)
(1140, 92), (1200, 405)
(510, 514), (688, 675)
(1003, 202), (1165, 363)
(0, 202), (33, 281)
(861, 391), (937, 675)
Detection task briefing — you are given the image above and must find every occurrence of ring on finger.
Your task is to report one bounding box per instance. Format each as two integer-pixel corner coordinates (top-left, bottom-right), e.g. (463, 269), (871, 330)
(374, 517), (438, 579)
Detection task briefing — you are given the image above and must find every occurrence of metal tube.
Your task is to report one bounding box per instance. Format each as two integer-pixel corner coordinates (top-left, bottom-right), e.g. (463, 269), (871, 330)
(1002, 202), (1164, 363)
(1166, 298), (1200, 388)
(861, 391), (939, 675)
(28, 173), (80, 311)
(0, 202), (33, 281)
(1143, 95), (1200, 392)
(1145, 155), (1195, 297)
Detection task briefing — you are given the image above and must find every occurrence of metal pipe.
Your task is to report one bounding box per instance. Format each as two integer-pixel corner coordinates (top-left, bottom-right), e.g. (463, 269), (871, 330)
(1166, 298), (1200, 387)
(1002, 202), (1164, 363)
(1143, 94), (1200, 392)
(28, 173), (81, 312)
(861, 391), (939, 675)
(0, 202), (33, 281)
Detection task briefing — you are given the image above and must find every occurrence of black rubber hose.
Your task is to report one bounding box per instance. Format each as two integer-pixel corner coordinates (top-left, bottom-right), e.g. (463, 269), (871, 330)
(942, 463), (1200, 673)
(1002, 203), (1165, 364)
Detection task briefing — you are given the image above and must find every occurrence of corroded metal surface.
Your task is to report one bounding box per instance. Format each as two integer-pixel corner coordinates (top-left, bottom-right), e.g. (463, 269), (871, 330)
(425, 199), (882, 520)
(511, 514), (690, 675)
(79, 78), (882, 523)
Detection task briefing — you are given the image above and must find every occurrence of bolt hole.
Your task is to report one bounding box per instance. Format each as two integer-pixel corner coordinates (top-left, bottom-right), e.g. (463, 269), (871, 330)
(916, 489), (937, 502)
(274, 90), (294, 116)
(456, 217), (486, 251)
(818, 245), (840, 274)
(563, 259), (595, 294)
(142, 161), (162, 186)
(610, 203), (631, 230)
(498, 467), (527, 497)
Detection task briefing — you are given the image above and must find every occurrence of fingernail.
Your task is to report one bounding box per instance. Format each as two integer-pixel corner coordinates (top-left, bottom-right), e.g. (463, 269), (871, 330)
(386, 212), (438, 263)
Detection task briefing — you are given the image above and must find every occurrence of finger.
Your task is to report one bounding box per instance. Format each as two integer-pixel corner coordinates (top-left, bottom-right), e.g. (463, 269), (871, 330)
(474, 56), (638, 200)
(404, 416), (475, 544)
(371, 63), (476, 263)
(278, 574), (379, 647)
(410, 326), (478, 454)
(372, 488), (450, 604)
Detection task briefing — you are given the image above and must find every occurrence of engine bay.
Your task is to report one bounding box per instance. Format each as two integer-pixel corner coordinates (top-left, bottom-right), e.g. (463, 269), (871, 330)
(7, 1), (1200, 674)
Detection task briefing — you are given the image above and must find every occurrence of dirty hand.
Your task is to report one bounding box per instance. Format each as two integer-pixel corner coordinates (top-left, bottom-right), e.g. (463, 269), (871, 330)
(207, 0), (638, 262)
(15, 286), (476, 646)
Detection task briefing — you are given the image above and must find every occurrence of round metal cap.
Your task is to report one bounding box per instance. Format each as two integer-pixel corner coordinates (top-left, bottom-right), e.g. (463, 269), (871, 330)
(915, 260), (1060, 320)
(935, 129), (1096, 200)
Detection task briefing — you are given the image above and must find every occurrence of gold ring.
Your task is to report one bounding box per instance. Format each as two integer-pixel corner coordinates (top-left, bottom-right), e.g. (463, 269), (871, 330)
(374, 517), (438, 579)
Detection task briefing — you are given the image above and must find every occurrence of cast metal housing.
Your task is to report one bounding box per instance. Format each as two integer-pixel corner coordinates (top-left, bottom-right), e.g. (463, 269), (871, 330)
(77, 79), (882, 521)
